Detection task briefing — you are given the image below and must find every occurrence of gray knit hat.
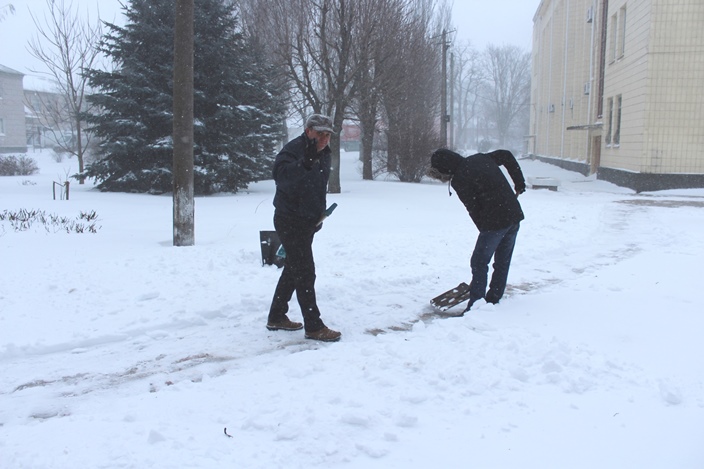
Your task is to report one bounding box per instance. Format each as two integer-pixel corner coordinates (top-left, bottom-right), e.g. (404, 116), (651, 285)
(305, 114), (335, 134)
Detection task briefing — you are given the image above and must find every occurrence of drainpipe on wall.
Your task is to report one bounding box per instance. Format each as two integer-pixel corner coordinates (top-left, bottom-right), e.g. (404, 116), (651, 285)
(546, 1), (555, 153)
(586, 0), (596, 165)
(561, 0), (571, 158)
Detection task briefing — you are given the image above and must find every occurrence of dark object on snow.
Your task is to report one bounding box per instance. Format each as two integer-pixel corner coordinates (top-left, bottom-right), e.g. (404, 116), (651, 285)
(260, 230), (285, 268)
(431, 282), (472, 311)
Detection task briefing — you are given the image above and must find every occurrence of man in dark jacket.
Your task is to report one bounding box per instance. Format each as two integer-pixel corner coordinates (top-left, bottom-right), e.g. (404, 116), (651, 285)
(430, 148), (526, 313)
(266, 114), (341, 342)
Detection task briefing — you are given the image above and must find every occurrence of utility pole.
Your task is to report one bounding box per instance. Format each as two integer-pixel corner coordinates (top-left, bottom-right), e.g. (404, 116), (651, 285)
(439, 29), (455, 147)
(449, 51), (454, 149)
(440, 29), (448, 146)
(173, 0), (194, 246)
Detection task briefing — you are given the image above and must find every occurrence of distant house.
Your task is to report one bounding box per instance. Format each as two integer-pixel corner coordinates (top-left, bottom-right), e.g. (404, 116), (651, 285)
(530, 0), (704, 191)
(340, 122), (361, 152)
(0, 64), (27, 153)
(23, 75), (74, 150)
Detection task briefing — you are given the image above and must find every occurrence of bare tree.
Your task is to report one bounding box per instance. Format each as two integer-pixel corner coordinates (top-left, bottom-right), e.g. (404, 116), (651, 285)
(374, 0), (451, 181)
(0, 3), (15, 21)
(288, 0), (365, 193)
(242, 0), (454, 184)
(349, 0), (407, 180)
(242, 0), (375, 193)
(377, 0), (444, 182)
(481, 44), (531, 148)
(450, 40), (483, 151)
(27, 0), (103, 183)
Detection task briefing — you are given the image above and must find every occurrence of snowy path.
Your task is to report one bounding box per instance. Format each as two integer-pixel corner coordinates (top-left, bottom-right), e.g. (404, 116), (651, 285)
(1, 151), (703, 468)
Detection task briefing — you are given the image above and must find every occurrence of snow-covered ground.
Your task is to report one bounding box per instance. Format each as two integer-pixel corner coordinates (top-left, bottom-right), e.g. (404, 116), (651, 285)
(1, 148), (703, 468)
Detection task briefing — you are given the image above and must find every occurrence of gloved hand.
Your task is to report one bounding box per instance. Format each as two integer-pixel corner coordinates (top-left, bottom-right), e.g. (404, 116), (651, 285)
(515, 183), (526, 196)
(303, 135), (318, 169)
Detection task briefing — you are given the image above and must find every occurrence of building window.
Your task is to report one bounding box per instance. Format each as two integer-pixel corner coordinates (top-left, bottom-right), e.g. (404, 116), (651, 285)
(609, 6), (627, 62)
(618, 5), (627, 58)
(613, 95), (622, 145)
(610, 13), (618, 62)
(605, 97), (613, 145)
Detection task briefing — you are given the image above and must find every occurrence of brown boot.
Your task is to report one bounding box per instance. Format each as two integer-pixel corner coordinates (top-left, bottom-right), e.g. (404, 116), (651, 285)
(266, 317), (303, 331)
(305, 326), (341, 342)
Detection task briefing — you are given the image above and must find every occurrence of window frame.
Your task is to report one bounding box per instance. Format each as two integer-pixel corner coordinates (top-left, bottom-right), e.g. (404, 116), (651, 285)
(605, 97), (614, 145)
(610, 13), (618, 63)
(613, 94), (622, 146)
(617, 5), (627, 59)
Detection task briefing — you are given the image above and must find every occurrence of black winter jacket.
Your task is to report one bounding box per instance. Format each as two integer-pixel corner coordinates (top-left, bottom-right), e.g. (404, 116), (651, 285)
(432, 149), (526, 232)
(273, 133), (331, 222)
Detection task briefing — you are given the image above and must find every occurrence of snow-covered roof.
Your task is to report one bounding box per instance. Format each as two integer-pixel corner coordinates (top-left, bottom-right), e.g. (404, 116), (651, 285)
(22, 74), (60, 93)
(0, 63), (24, 75)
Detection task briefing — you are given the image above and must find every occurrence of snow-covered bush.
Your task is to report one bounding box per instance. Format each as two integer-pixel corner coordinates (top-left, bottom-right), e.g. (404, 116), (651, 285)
(0, 155), (39, 176)
(0, 209), (100, 234)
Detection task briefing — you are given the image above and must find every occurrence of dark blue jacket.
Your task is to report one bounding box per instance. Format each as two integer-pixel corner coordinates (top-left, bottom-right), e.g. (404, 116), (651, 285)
(272, 134), (331, 222)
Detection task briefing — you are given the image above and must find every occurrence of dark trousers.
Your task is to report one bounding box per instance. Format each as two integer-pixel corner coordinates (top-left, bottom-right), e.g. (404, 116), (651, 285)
(268, 215), (325, 332)
(468, 222), (520, 305)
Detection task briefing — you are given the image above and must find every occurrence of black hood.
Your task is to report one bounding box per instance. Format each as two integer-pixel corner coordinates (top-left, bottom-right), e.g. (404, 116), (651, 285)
(431, 149), (464, 176)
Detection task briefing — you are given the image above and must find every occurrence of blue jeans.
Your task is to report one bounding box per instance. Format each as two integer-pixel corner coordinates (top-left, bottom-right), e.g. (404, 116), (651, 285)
(468, 222), (520, 306)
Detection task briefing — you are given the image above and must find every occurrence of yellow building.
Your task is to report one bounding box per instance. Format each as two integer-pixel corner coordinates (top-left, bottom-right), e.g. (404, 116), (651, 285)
(530, 0), (704, 191)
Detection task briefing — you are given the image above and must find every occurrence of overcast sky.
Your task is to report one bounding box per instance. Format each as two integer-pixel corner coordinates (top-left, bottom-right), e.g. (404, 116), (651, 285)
(0, 0), (540, 76)
(452, 0), (541, 50)
(0, 0), (123, 75)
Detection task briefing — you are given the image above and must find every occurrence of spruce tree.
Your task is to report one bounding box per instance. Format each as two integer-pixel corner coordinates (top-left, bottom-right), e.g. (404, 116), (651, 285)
(84, 0), (285, 194)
